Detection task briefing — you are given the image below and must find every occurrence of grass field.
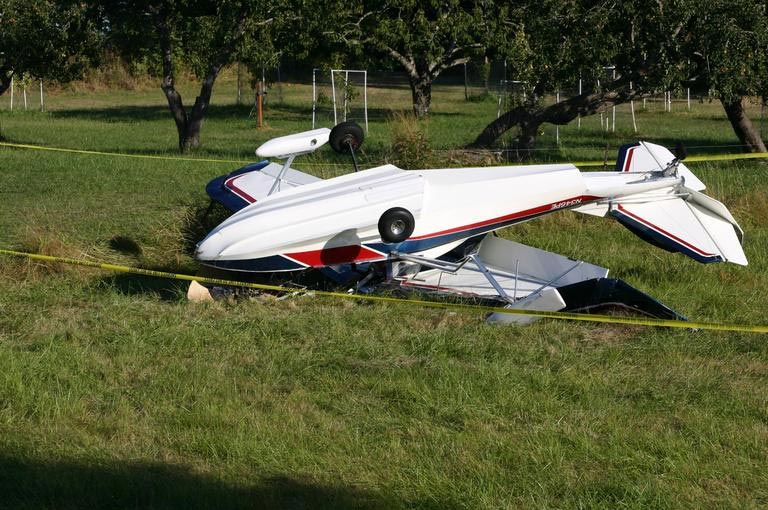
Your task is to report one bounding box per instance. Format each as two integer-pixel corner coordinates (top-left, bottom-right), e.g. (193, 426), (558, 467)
(1, 73), (768, 509)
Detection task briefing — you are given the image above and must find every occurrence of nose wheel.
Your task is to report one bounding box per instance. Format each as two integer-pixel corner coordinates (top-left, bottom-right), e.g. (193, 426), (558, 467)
(330, 121), (365, 172)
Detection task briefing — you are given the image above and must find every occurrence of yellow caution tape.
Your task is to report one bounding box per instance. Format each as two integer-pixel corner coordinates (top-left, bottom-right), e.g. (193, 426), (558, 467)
(0, 142), (370, 168)
(1, 248), (766, 334)
(2, 141), (767, 168)
(575, 152), (768, 167)
(0, 141), (250, 164)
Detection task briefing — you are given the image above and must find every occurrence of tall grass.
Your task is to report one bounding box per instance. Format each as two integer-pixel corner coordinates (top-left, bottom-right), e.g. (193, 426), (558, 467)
(0, 81), (767, 509)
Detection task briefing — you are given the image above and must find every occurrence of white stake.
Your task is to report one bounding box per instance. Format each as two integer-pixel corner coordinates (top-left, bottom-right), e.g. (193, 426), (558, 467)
(311, 68), (317, 129)
(330, 71), (337, 125)
(10, 77), (13, 110)
(40, 79), (44, 112)
(363, 71), (368, 132)
(630, 82), (637, 133)
(611, 68), (616, 132)
(577, 78), (582, 129)
(555, 90), (560, 144)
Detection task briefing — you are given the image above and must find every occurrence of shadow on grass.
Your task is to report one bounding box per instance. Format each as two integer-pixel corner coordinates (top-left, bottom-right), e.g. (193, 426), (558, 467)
(500, 134), (749, 164)
(96, 202), (231, 301)
(0, 455), (411, 510)
(48, 101), (471, 125)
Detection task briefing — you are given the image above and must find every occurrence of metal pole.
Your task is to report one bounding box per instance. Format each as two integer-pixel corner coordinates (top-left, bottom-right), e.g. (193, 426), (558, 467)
(597, 78), (603, 131)
(276, 62), (283, 103)
(687, 88), (690, 110)
(312, 68), (316, 128)
(261, 67), (266, 105)
(630, 82), (637, 133)
(236, 62), (242, 105)
(577, 78), (582, 129)
(343, 70), (348, 122)
(611, 69), (616, 132)
(556, 90), (560, 144)
(23, 83), (27, 110)
(330, 70), (337, 125)
(39, 79), (44, 112)
(256, 81), (264, 128)
(463, 62), (468, 100)
(363, 71), (368, 132)
(9, 77), (12, 111)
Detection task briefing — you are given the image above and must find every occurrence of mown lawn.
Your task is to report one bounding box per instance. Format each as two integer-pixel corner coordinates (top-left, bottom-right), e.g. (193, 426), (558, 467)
(1, 73), (767, 509)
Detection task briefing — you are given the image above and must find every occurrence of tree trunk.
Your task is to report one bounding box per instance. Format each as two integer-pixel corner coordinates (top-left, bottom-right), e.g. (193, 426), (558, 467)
(154, 5), (242, 152)
(721, 97), (767, 153)
(517, 120), (541, 157)
(0, 71), (12, 96)
(409, 76), (432, 118)
(470, 85), (644, 152)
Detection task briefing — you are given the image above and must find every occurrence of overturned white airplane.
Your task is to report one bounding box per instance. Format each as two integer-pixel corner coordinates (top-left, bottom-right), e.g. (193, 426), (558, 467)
(194, 123), (746, 323)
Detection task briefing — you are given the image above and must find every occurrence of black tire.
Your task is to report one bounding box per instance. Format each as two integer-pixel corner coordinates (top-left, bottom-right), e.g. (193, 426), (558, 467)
(378, 207), (415, 243)
(329, 121), (365, 154)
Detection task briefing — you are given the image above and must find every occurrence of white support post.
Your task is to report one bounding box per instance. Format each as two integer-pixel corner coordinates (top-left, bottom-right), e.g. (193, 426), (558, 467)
(577, 78), (582, 129)
(330, 71), (337, 125)
(329, 69), (368, 129)
(23, 83), (27, 110)
(630, 82), (637, 133)
(597, 78), (603, 131)
(9, 77), (13, 111)
(363, 71), (368, 132)
(555, 90), (560, 144)
(687, 88), (691, 110)
(39, 79), (44, 112)
(343, 70), (349, 122)
(311, 68), (317, 129)
(611, 68), (616, 132)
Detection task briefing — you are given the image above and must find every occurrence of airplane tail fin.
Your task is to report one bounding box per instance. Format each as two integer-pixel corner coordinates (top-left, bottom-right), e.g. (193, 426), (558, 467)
(616, 141), (706, 191)
(583, 142), (747, 266)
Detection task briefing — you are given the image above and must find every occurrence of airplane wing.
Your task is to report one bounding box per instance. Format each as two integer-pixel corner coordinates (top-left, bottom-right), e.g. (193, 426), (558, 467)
(206, 161), (323, 212)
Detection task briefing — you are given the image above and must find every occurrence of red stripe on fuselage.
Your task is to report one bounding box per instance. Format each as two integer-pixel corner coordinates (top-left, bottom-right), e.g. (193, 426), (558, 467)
(284, 245), (385, 267)
(409, 195), (601, 240)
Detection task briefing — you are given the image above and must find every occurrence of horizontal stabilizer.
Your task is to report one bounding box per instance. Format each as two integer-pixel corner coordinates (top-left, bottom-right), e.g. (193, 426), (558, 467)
(610, 191), (747, 265)
(206, 162), (322, 212)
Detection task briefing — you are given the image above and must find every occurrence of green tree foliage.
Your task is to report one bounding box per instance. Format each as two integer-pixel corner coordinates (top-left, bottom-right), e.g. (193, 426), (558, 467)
(338, 0), (496, 118)
(101, 0), (284, 151)
(0, 0), (99, 95)
(678, 0), (768, 151)
(474, 0), (768, 153)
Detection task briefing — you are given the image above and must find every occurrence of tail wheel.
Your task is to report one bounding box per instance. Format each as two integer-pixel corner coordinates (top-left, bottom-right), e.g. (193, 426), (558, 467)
(378, 207), (415, 243)
(329, 121), (364, 154)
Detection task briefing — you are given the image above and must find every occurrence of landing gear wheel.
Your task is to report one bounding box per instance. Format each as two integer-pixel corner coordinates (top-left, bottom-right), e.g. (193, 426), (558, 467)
(378, 207), (415, 243)
(329, 121), (364, 154)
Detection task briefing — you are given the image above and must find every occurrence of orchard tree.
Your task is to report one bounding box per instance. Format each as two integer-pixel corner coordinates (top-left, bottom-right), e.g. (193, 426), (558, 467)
(681, 0), (767, 152)
(340, 0), (496, 118)
(0, 0), (99, 95)
(471, 0), (626, 151)
(472, 0), (768, 153)
(102, 0), (281, 151)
